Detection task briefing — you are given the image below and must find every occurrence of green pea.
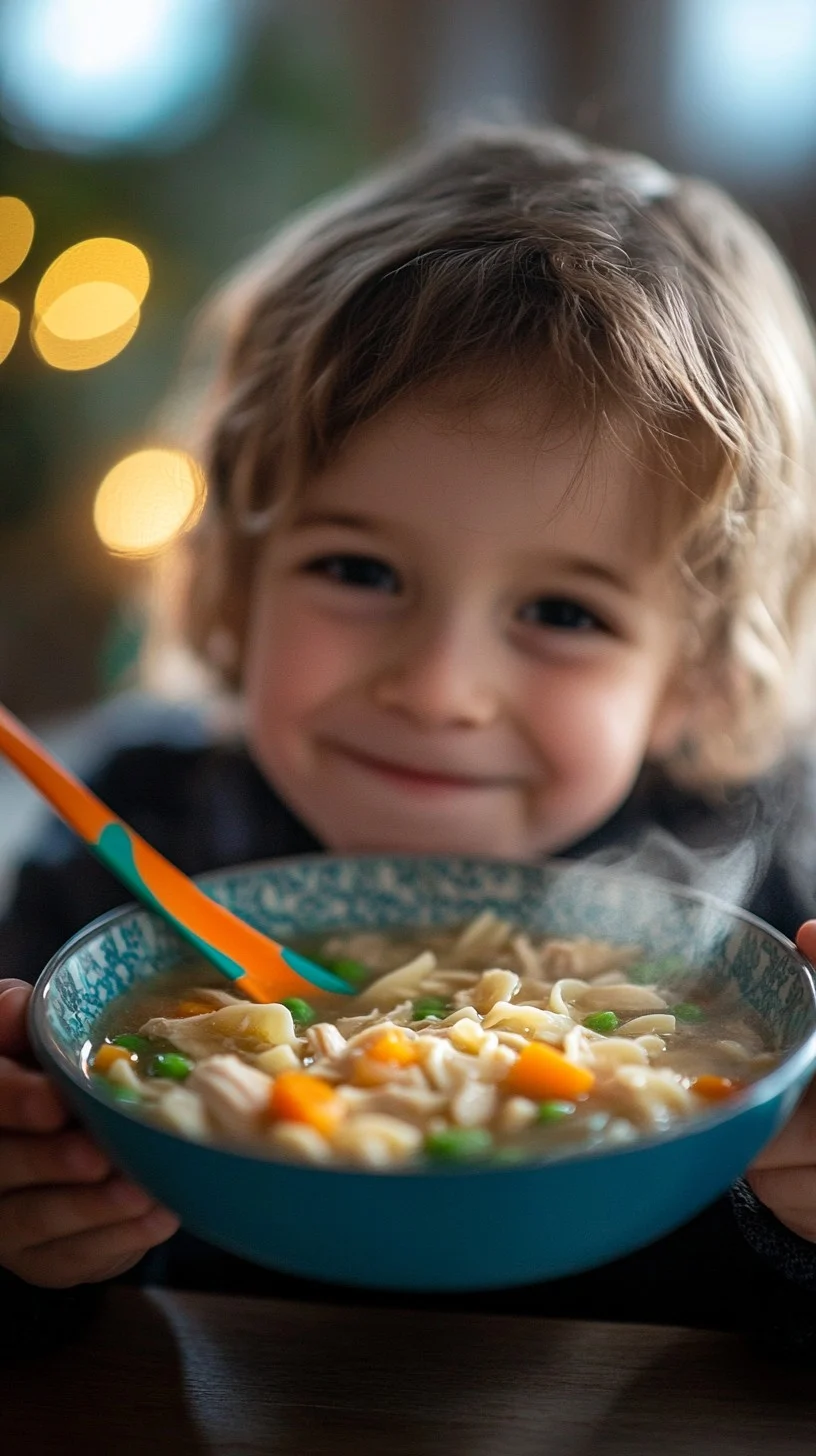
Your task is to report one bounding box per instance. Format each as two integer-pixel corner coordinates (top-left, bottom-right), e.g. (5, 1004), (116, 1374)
(111, 1033), (153, 1055)
(671, 1002), (706, 1023)
(109, 1084), (141, 1103)
(425, 1127), (494, 1162)
(148, 1052), (192, 1080)
(327, 957), (370, 987)
(536, 1099), (577, 1123)
(628, 956), (687, 984)
(280, 997), (317, 1027)
(412, 996), (451, 1021)
(582, 1011), (619, 1035)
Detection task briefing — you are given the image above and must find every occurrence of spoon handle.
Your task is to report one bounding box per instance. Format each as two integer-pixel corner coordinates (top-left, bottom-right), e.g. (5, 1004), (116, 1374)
(0, 703), (350, 1001)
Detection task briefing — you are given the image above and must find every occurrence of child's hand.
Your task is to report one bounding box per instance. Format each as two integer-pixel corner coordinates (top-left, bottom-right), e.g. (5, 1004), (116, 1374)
(747, 1075), (816, 1240)
(745, 919), (816, 1240)
(0, 978), (179, 1287)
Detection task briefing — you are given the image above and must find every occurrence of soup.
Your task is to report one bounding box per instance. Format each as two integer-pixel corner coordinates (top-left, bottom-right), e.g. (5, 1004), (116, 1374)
(88, 911), (779, 1168)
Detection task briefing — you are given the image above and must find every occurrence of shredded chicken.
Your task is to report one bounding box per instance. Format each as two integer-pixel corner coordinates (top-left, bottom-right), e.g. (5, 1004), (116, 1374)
(140, 1002), (298, 1059)
(187, 1054), (272, 1139)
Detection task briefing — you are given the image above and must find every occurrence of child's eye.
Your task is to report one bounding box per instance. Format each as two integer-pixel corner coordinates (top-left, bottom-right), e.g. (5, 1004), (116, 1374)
(517, 597), (606, 632)
(303, 553), (401, 593)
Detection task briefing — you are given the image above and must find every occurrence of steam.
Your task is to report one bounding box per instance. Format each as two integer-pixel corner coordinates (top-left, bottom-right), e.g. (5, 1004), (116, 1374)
(577, 761), (804, 915)
(583, 826), (762, 907)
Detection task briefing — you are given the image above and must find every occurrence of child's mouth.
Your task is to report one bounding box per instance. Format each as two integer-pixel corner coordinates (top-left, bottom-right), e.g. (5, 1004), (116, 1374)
(326, 743), (514, 794)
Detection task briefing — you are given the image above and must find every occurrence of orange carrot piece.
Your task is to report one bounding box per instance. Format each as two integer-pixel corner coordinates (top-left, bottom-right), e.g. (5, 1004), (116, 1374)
(690, 1074), (743, 1101)
(92, 1043), (132, 1073)
(365, 1029), (418, 1066)
(175, 999), (217, 1018)
(269, 1070), (343, 1136)
(503, 1042), (595, 1101)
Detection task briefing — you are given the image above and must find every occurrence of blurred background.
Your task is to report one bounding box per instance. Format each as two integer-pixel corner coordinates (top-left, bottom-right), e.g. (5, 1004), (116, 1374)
(2, 0), (816, 880)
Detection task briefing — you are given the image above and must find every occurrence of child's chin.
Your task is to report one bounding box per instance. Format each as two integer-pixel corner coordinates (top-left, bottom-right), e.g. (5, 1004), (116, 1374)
(334, 824), (536, 860)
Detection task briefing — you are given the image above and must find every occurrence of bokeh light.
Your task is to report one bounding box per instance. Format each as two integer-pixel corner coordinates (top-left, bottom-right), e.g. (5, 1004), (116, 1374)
(31, 236), (149, 370)
(32, 313), (142, 371)
(93, 449), (206, 557)
(672, 0), (816, 179)
(0, 196), (34, 283)
(34, 237), (149, 318)
(0, 0), (241, 154)
(0, 299), (21, 364)
(42, 280), (141, 339)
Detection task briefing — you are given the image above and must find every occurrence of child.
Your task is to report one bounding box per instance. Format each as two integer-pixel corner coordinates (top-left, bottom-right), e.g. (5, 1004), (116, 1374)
(3, 121), (816, 1354)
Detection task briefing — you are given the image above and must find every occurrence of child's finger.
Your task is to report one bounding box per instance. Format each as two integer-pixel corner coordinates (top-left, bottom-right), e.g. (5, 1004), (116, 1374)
(0, 981), (34, 1058)
(750, 1077), (816, 1170)
(0, 1058), (68, 1132)
(10, 1206), (180, 1288)
(796, 921), (816, 964)
(0, 1128), (110, 1194)
(2, 1175), (158, 1254)
(747, 1164), (816, 1241)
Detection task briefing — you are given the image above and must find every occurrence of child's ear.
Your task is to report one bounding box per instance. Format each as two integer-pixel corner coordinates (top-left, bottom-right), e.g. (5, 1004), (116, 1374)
(211, 535), (255, 686)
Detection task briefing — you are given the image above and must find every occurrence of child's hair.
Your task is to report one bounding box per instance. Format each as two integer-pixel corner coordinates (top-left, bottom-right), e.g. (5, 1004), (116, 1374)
(159, 121), (816, 792)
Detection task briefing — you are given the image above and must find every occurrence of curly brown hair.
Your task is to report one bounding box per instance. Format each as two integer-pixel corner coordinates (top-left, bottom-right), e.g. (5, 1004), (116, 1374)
(152, 122), (816, 790)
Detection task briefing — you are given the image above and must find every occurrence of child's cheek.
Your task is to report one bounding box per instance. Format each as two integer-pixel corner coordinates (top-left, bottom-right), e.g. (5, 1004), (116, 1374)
(524, 661), (666, 805)
(245, 596), (369, 741)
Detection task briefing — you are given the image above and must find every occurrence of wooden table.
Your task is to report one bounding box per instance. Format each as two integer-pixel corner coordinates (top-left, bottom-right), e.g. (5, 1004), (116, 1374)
(4, 1287), (816, 1454)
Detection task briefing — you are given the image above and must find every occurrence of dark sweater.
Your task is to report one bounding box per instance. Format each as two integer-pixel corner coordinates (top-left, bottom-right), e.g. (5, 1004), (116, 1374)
(2, 739), (816, 1359)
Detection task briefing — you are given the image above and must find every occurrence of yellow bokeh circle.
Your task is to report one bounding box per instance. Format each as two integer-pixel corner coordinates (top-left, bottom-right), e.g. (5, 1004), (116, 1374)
(0, 300), (21, 365)
(94, 450), (206, 558)
(32, 311), (141, 371)
(0, 197), (35, 285)
(32, 237), (150, 370)
(43, 281), (140, 341)
(35, 238), (149, 319)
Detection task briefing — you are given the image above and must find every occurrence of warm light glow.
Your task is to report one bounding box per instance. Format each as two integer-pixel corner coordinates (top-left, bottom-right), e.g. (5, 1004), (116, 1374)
(0, 196), (34, 283)
(34, 237), (149, 318)
(0, 299), (20, 363)
(31, 236), (149, 370)
(32, 311), (141, 369)
(41, 280), (139, 340)
(93, 449), (206, 557)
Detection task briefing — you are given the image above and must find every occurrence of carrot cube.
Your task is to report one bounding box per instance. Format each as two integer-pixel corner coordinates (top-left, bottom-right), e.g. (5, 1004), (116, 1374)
(269, 1070), (343, 1137)
(174, 999), (217, 1018)
(92, 1043), (132, 1073)
(690, 1074), (743, 1101)
(502, 1042), (595, 1101)
(365, 1029), (418, 1066)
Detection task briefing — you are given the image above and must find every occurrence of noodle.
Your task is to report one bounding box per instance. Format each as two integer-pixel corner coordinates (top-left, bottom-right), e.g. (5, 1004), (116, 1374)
(89, 914), (778, 1168)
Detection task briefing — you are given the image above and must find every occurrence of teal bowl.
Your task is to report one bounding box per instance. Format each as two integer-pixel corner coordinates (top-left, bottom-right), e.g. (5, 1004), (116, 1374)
(29, 855), (816, 1292)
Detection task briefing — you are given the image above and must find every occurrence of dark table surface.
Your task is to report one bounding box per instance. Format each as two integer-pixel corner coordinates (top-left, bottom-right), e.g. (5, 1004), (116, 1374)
(5, 1286), (816, 1454)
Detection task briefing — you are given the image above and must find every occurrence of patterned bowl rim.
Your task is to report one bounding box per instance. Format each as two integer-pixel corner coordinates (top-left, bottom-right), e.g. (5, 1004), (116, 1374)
(28, 852), (816, 1180)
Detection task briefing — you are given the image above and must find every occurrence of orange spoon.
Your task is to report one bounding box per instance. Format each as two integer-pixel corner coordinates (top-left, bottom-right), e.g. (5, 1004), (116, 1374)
(0, 702), (353, 1003)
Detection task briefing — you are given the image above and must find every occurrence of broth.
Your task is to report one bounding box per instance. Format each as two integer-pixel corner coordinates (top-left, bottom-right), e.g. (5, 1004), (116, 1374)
(88, 912), (778, 1168)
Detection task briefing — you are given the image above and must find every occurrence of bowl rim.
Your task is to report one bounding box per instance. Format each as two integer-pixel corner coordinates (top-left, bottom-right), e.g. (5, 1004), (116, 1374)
(28, 851), (816, 1180)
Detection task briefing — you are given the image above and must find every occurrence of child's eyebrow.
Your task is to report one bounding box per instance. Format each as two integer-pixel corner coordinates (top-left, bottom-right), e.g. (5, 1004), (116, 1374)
(552, 556), (633, 594)
(291, 509), (377, 532)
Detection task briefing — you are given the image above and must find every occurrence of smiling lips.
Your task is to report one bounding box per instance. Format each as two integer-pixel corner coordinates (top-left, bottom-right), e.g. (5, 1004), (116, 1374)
(327, 742), (524, 793)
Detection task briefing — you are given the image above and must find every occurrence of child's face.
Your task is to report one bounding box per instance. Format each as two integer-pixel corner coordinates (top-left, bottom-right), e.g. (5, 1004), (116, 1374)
(243, 389), (689, 858)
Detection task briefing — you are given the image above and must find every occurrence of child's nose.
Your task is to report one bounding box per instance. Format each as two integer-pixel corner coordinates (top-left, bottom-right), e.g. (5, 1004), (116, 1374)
(371, 619), (499, 728)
